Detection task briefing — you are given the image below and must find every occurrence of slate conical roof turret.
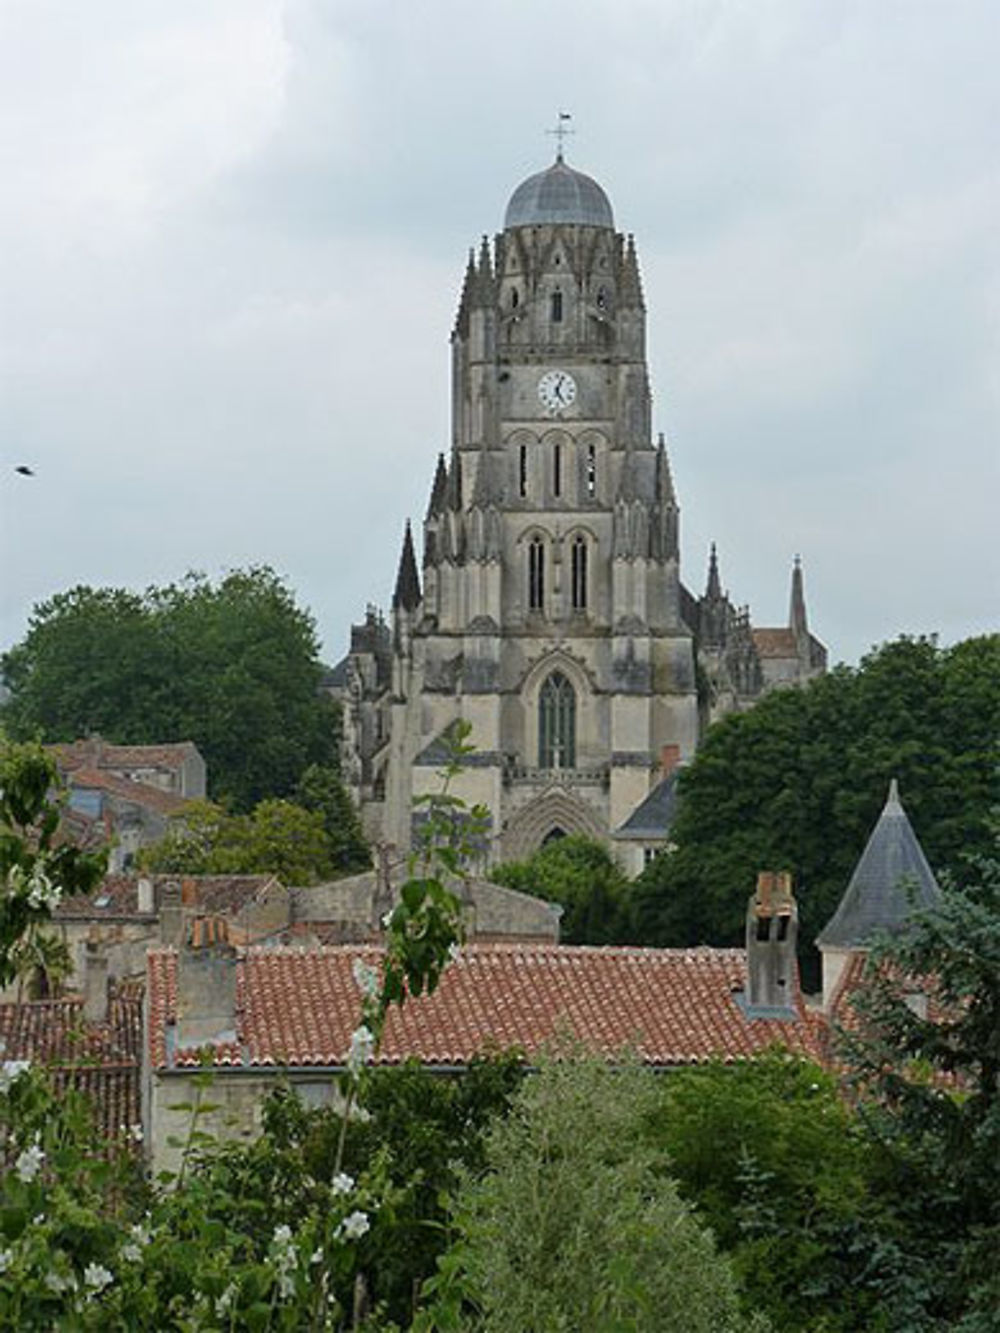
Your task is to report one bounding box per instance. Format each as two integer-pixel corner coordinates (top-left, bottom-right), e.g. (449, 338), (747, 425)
(817, 780), (941, 949)
(392, 522), (421, 613)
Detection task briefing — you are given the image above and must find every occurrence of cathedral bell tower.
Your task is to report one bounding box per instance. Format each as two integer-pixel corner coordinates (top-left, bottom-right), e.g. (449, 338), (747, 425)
(337, 142), (824, 866)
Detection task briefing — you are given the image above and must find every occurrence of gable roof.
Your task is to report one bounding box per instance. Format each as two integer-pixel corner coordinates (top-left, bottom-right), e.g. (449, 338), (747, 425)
(0, 987), (142, 1141)
(57, 873), (282, 921)
(817, 780), (941, 949)
(67, 767), (191, 817)
(147, 943), (820, 1073)
(615, 771), (680, 840)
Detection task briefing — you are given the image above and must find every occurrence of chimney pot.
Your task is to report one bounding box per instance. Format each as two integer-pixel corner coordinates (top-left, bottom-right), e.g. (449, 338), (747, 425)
(83, 941), (110, 1024)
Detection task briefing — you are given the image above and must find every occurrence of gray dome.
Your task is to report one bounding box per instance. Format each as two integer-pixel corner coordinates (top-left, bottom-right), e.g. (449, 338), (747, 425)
(504, 157), (614, 230)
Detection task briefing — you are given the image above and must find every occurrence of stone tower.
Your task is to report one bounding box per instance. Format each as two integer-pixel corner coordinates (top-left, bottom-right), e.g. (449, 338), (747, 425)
(336, 150), (826, 867)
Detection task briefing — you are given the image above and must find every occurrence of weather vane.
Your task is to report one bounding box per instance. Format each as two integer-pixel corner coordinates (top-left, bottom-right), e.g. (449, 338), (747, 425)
(547, 111), (574, 162)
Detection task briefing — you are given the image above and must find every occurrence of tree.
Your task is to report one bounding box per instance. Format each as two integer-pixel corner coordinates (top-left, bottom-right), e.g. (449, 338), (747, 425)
(841, 843), (1000, 1329)
(489, 834), (628, 943)
(651, 1050), (930, 1332)
(629, 635), (1000, 971)
(419, 1053), (768, 1333)
(1, 567), (340, 810)
(0, 741), (106, 987)
(139, 797), (341, 885)
(296, 764), (370, 876)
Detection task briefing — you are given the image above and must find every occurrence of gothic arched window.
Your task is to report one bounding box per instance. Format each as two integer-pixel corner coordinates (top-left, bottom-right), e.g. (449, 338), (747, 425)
(539, 672), (576, 769)
(586, 442), (597, 497)
(571, 536), (588, 611)
(550, 289), (563, 323)
(519, 443), (528, 498)
(553, 442), (562, 497)
(528, 536), (545, 612)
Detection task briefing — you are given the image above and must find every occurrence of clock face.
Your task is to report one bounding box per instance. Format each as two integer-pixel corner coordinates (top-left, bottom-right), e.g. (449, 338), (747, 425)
(538, 369), (577, 414)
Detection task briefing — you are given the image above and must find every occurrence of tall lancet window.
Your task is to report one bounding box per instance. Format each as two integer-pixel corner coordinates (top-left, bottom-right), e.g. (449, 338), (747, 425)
(550, 289), (563, 323)
(539, 672), (576, 769)
(553, 442), (562, 497)
(571, 536), (588, 611)
(528, 536), (545, 612)
(519, 443), (528, 498)
(586, 442), (597, 498)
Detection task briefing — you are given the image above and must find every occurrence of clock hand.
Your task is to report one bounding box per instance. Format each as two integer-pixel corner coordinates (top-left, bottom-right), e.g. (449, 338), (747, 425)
(553, 378), (564, 402)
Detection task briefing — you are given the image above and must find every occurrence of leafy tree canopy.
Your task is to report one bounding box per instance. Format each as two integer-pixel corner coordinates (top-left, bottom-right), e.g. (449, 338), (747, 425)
(139, 790), (368, 885)
(489, 834), (628, 944)
(630, 635), (1000, 969)
(1, 567), (340, 811)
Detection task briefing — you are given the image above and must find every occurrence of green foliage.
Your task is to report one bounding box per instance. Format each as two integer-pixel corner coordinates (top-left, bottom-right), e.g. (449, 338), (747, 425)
(841, 841), (1000, 1328)
(296, 763), (371, 875)
(420, 1053), (768, 1333)
(140, 785), (369, 885)
(651, 1050), (930, 1331)
(1, 568), (340, 810)
(490, 834), (628, 943)
(0, 741), (106, 987)
(630, 635), (1000, 967)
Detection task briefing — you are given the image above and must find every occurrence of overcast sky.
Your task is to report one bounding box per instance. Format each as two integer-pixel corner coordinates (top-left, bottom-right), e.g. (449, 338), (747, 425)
(1, 0), (997, 672)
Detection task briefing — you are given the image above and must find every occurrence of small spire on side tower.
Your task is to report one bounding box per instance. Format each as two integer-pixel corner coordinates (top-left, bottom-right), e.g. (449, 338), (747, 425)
(705, 542), (722, 599)
(655, 432), (677, 506)
(392, 521), (422, 613)
(789, 554), (808, 638)
(426, 453), (448, 520)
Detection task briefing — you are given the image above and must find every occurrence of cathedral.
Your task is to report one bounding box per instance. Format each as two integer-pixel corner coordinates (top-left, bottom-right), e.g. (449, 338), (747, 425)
(334, 149), (826, 871)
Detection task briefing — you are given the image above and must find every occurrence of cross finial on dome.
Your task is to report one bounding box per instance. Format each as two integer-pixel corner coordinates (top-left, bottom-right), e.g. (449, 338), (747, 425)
(547, 111), (574, 163)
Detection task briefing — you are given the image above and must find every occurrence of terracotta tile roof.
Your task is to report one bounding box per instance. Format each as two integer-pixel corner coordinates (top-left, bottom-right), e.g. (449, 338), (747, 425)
(67, 767), (190, 816)
(57, 873), (281, 920)
(0, 990), (142, 1140)
(751, 627), (799, 658)
(53, 740), (199, 773)
(148, 944), (821, 1073)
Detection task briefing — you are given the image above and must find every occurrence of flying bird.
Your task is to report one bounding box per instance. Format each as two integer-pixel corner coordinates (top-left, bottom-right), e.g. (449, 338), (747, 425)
(15, 466), (34, 476)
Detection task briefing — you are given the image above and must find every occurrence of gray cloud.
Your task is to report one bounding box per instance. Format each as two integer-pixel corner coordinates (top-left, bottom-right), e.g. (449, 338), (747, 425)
(2, 1), (996, 672)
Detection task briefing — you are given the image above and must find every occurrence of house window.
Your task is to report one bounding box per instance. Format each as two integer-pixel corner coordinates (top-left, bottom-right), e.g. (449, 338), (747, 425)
(586, 442), (597, 497)
(519, 443), (528, 498)
(571, 536), (588, 611)
(528, 536), (545, 611)
(539, 672), (576, 769)
(550, 289), (563, 323)
(553, 442), (562, 497)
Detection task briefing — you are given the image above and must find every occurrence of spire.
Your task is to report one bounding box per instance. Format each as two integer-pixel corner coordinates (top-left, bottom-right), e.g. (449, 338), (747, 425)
(789, 555), (808, 638)
(474, 234), (494, 303)
(655, 433), (676, 506)
(619, 234), (644, 309)
(392, 522), (421, 612)
(817, 779), (941, 950)
(425, 453), (448, 520)
(446, 449), (462, 511)
(705, 543), (722, 599)
(452, 249), (476, 338)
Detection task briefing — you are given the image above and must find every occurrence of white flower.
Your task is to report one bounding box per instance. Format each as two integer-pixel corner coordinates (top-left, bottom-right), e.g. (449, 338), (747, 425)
(338, 1210), (370, 1241)
(352, 958), (379, 998)
(0, 1250), (11, 1275)
(381, 910), (394, 928)
(273, 1223), (293, 1246)
(46, 1271), (76, 1294)
(84, 1262), (113, 1293)
(0, 1060), (31, 1094)
(216, 1283), (237, 1316)
(447, 941), (461, 962)
(331, 1171), (354, 1196)
(310, 1247), (323, 1265)
(129, 1123), (144, 1143)
(15, 1140), (44, 1183)
(26, 867), (61, 911)
(346, 1024), (375, 1076)
(121, 1243), (142, 1263)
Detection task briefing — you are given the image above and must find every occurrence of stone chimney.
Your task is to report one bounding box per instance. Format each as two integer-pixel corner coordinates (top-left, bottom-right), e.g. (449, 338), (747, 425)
(137, 876), (154, 915)
(83, 940), (110, 1024)
(659, 744), (681, 780)
(159, 881), (183, 947)
(176, 917), (237, 1049)
(745, 871), (798, 1015)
